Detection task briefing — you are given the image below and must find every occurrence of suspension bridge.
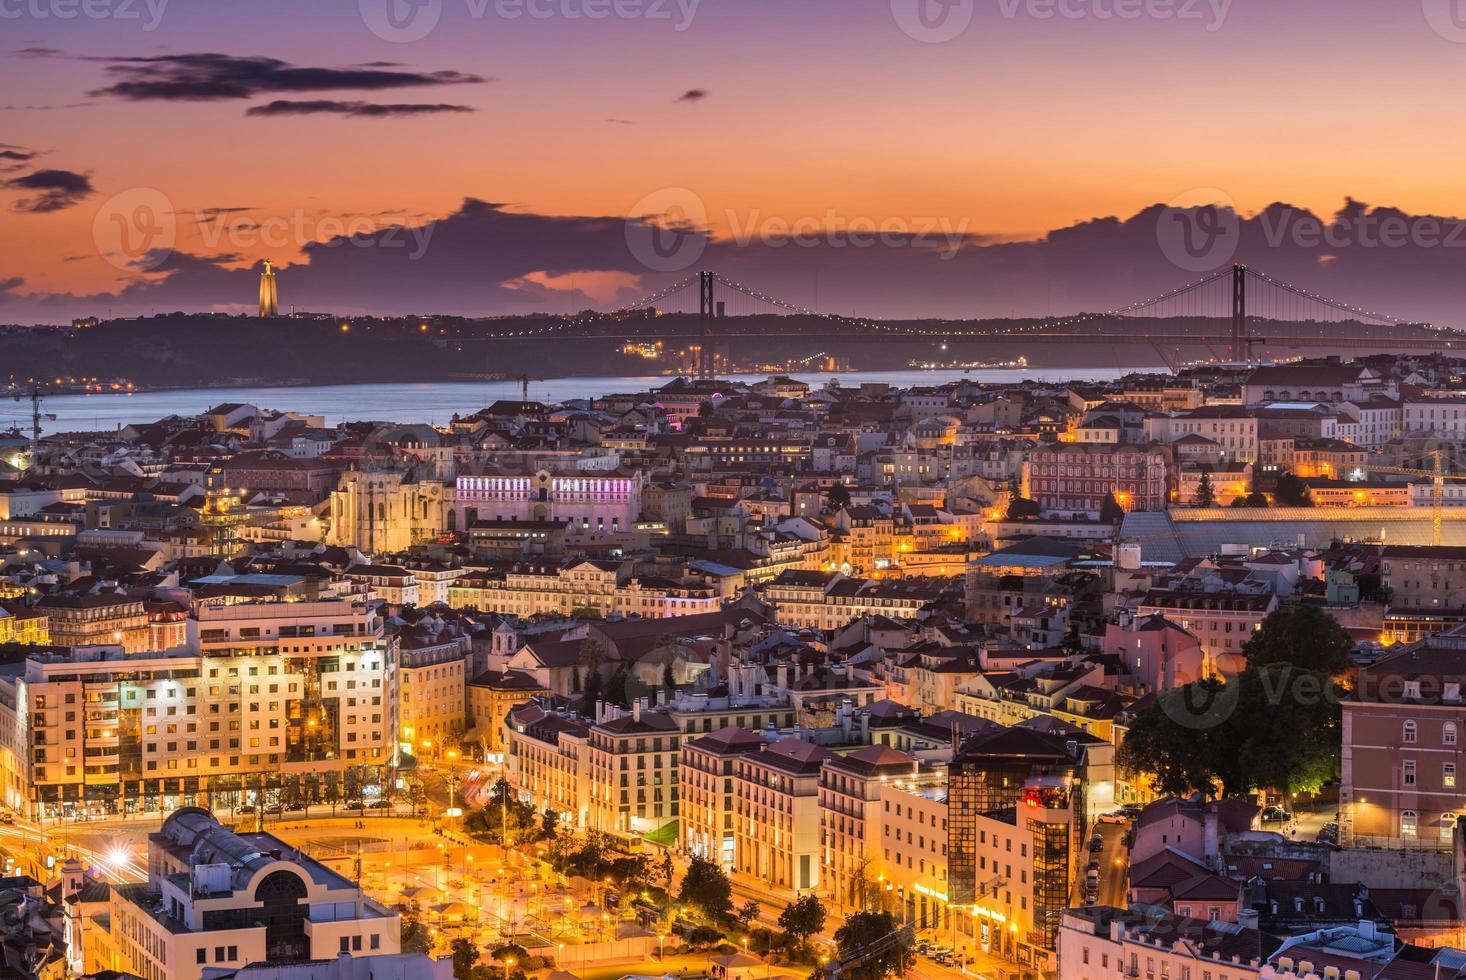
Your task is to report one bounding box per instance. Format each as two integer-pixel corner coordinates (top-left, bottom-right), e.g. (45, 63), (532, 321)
(471, 265), (1458, 376)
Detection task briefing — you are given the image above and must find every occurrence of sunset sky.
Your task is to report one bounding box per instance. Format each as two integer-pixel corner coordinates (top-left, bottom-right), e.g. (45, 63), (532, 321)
(6, 0), (1466, 322)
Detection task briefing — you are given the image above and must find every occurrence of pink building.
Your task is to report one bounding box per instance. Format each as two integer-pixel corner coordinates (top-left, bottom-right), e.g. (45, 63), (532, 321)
(1131, 796), (1258, 868)
(1102, 613), (1206, 695)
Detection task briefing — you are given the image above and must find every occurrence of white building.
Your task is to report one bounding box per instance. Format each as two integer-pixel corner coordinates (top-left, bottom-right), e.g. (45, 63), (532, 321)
(111, 808), (399, 980)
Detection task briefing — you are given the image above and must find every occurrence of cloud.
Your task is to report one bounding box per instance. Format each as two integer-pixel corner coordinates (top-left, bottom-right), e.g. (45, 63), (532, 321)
(606, 118), (635, 125)
(0, 276), (22, 294)
(5, 168), (94, 213)
(15, 196), (1466, 331)
(675, 89), (708, 102)
(244, 100), (476, 118)
(0, 146), (37, 173)
(13, 47), (61, 58)
(0, 150), (35, 161)
(89, 53), (486, 102)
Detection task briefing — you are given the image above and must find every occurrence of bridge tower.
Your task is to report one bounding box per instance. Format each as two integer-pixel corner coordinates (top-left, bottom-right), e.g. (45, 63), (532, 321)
(698, 270), (715, 379)
(1231, 262), (1248, 363)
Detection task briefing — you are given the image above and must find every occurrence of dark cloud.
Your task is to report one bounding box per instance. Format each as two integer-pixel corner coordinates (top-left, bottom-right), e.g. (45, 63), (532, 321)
(676, 89), (708, 102)
(0, 150), (35, 161)
(0, 146), (37, 174)
(16, 196), (1466, 332)
(88, 53), (486, 102)
(0, 276), (23, 294)
(244, 100), (475, 118)
(13, 47), (61, 57)
(192, 206), (257, 217)
(5, 168), (94, 213)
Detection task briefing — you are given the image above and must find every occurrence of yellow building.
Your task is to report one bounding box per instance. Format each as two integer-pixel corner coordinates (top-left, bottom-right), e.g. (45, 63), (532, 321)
(0, 604), (47, 645)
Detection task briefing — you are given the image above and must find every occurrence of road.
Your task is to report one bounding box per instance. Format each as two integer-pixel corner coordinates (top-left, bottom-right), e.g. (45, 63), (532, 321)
(1092, 819), (1130, 909)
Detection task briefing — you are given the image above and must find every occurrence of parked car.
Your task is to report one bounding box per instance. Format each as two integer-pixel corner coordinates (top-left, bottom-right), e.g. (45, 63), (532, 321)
(1089, 835), (1104, 852)
(284, 802), (307, 812)
(367, 799), (393, 809)
(342, 800), (365, 812)
(1261, 805), (1292, 823)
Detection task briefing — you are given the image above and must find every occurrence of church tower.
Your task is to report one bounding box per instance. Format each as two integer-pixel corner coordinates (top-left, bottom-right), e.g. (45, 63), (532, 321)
(259, 258), (279, 317)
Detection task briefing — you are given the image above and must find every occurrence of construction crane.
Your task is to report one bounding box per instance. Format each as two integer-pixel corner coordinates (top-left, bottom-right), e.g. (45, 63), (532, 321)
(1368, 450), (1466, 547)
(10, 386), (56, 467)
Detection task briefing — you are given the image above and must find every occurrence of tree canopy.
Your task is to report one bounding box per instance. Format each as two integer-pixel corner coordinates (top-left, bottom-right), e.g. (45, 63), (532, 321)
(1193, 471), (1216, 507)
(778, 895), (827, 951)
(678, 857), (733, 920)
(1118, 608), (1351, 799)
(833, 910), (911, 980)
(1006, 496), (1041, 520)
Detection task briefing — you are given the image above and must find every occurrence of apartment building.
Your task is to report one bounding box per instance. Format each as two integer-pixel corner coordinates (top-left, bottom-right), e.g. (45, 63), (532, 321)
(1341, 627), (1466, 850)
(109, 808), (398, 980)
(0, 597), (398, 819)
(395, 620), (471, 757)
(758, 570), (959, 631)
(819, 745), (917, 915)
(36, 593), (152, 653)
(681, 726), (767, 870)
(733, 736), (830, 893)
(948, 728), (1084, 968)
(1148, 408), (1260, 463)
(1024, 443), (1170, 517)
(503, 703), (592, 827)
(452, 467), (642, 533)
(1135, 591), (1276, 676)
(448, 560), (721, 620)
(1403, 396), (1466, 438)
(585, 700), (683, 835)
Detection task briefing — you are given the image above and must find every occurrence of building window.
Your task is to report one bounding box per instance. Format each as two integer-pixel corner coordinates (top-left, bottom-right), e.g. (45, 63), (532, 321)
(1402, 810), (1418, 836)
(1447, 723), (1459, 746)
(1448, 763), (1458, 790)
(1405, 760), (1417, 786)
(1443, 814), (1457, 842)
(1404, 721), (1418, 744)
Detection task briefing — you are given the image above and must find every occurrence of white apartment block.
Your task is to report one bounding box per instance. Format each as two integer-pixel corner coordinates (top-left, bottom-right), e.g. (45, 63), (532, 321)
(0, 598), (398, 819)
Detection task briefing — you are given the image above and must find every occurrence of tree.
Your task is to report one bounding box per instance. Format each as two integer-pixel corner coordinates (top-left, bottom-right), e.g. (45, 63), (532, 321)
(582, 667), (604, 708)
(1006, 496), (1041, 520)
(401, 912), (433, 954)
(662, 661), (677, 694)
(1099, 492), (1125, 524)
(1118, 667), (1343, 800)
(604, 667), (630, 709)
(1275, 472), (1313, 507)
(1233, 489), (1268, 508)
(1193, 471), (1216, 507)
(698, 399), (716, 419)
(678, 857), (733, 920)
(834, 910), (911, 980)
(827, 484), (852, 512)
(451, 937), (480, 980)
(658, 851), (675, 891)
(736, 900), (762, 933)
(1243, 605), (1354, 676)
(778, 895), (826, 952)
(540, 807), (560, 840)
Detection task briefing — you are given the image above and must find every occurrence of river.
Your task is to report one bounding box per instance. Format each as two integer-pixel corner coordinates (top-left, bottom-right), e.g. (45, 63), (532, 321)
(22, 367), (1151, 437)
